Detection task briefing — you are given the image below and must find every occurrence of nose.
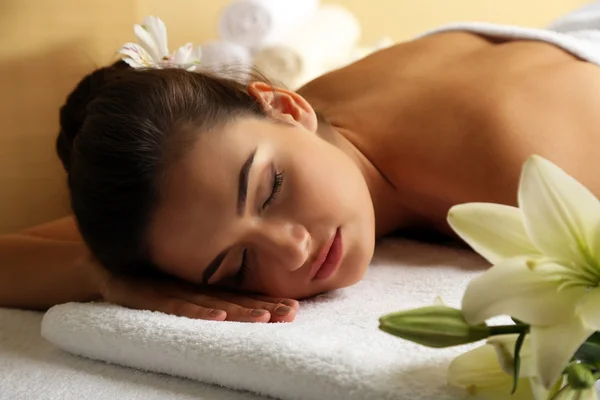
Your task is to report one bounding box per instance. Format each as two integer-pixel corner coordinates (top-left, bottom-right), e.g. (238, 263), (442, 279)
(248, 220), (310, 271)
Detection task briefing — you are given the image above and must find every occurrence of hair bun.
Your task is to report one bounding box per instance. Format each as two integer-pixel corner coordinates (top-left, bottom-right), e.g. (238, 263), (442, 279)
(56, 60), (129, 172)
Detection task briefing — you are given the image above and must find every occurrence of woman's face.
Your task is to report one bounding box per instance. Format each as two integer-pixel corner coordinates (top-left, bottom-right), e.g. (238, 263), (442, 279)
(148, 88), (375, 299)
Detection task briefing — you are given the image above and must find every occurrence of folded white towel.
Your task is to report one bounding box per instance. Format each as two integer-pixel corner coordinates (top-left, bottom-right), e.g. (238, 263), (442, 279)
(219, 0), (319, 50)
(42, 239), (487, 400)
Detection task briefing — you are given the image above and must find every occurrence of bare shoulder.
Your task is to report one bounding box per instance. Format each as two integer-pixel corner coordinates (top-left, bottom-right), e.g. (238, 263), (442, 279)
(445, 41), (600, 198)
(367, 31), (495, 69)
(19, 216), (81, 242)
(385, 38), (600, 228)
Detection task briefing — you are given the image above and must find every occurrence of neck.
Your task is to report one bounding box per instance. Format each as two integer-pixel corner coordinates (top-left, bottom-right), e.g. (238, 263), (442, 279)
(315, 119), (411, 237)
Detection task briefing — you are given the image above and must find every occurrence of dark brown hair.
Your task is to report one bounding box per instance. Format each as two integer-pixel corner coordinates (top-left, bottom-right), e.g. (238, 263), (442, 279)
(57, 61), (268, 276)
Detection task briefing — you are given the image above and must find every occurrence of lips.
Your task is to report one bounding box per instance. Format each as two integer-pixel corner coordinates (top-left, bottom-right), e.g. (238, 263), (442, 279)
(310, 228), (343, 281)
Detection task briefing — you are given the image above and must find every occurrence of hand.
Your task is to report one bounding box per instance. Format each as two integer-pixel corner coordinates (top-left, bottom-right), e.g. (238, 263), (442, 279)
(88, 256), (299, 323)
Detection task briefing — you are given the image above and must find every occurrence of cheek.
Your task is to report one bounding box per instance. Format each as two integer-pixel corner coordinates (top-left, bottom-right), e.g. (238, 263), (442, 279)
(247, 267), (309, 298)
(291, 143), (368, 213)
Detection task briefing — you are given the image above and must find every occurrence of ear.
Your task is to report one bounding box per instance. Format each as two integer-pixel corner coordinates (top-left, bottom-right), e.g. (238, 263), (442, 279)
(248, 82), (318, 133)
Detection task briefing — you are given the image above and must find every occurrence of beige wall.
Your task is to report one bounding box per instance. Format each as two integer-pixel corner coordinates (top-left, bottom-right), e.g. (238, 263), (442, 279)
(0, 0), (590, 233)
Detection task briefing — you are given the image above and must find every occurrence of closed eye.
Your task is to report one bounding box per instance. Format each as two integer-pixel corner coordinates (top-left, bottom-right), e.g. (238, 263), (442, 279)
(234, 248), (249, 285)
(262, 169), (284, 209)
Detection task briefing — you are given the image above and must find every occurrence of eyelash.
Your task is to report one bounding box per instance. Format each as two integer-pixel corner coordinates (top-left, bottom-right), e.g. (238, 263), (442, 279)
(234, 249), (249, 285)
(262, 170), (284, 210)
(234, 169), (284, 285)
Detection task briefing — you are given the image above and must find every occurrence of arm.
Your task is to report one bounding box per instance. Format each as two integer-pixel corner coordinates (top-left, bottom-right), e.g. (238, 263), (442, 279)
(0, 217), (299, 322)
(0, 217), (104, 310)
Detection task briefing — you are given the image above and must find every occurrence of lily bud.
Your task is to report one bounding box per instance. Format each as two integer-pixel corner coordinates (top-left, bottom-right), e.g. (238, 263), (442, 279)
(379, 306), (491, 348)
(566, 364), (596, 390)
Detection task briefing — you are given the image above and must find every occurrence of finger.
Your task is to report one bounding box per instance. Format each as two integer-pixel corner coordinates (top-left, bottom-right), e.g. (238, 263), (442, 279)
(213, 302), (271, 323)
(158, 298), (228, 321)
(170, 291), (271, 323)
(105, 279), (227, 321)
(161, 284), (276, 323)
(247, 295), (300, 310)
(204, 292), (297, 323)
(185, 285), (300, 310)
(268, 305), (297, 323)
(241, 295), (299, 323)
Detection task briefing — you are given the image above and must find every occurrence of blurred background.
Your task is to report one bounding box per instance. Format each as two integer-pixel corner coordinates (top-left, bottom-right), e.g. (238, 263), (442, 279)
(0, 0), (591, 233)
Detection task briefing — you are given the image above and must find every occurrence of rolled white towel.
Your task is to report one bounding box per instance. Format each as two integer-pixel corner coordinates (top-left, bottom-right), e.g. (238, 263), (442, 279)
(219, 0), (320, 49)
(197, 40), (253, 80)
(253, 4), (361, 89)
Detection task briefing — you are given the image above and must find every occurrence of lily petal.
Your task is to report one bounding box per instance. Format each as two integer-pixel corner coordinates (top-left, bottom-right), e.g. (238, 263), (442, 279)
(462, 256), (584, 325)
(142, 16), (169, 58)
(118, 43), (155, 68)
(191, 45), (202, 62)
(529, 377), (551, 400)
(487, 336), (550, 400)
(134, 24), (160, 61)
(184, 46), (203, 71)
(519, 155), (600, 271)
(448, 343), (535, 400)
(577, 287), (600, 330)
(173, 42), (194, 64)
(581, 387), (599, 400)
(448, 344), (514, 388)
(583, 387), (599, 400)
(448, 203), (540, 264)
(530, 315), (594, 388)
(486, 334), (534, 377)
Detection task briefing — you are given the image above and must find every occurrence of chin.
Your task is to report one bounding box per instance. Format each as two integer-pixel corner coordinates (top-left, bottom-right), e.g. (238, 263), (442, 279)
(341, 260), (369, 287)
(324, 255), (370, 292)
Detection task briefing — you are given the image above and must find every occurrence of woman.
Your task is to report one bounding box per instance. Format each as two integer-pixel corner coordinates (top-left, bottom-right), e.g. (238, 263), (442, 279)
(2, 27), (600, 323)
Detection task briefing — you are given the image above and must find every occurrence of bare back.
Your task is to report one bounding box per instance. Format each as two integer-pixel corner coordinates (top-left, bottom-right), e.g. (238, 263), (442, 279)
(300, 31), (600, 234)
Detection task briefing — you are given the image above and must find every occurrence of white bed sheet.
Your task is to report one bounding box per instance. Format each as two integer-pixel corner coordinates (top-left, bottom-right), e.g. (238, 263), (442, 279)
(0, 308), (267, 400)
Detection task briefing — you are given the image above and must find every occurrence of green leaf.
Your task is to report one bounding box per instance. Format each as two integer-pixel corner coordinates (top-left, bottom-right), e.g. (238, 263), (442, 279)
(585, 331), (600, 345)
(572, 331), (600, 364)
(572, 342), (600, 364)
(511, 331), (527, 394)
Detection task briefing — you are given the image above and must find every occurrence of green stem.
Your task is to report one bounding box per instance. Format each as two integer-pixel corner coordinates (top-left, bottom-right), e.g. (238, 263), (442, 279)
(488, 324), (530, 336)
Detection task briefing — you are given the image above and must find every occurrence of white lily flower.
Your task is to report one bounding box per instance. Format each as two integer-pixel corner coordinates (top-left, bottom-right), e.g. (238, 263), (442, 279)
(448, 334), (549, 400)
(172, 43), (194, 65)
(118, 43), (156, 68)
(447, 155), (600, 388)
(118, 16), (201, 70)
(135, 16), (169, 61)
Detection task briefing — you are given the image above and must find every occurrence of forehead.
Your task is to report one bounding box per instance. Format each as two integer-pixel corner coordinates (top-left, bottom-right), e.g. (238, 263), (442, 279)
(147, 117), (281, 274)
(148, 122), (244, 269)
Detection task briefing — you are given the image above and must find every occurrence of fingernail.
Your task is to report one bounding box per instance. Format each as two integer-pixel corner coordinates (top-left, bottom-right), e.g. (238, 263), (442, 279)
(281, 300), (298, 308)
(275, 306), (291, 316)
(251, 309), (268, 317)
(210, 309), (223, 317)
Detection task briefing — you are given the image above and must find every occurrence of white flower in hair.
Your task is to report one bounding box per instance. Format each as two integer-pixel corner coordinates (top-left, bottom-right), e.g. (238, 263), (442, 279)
(118, 16), (201, 71)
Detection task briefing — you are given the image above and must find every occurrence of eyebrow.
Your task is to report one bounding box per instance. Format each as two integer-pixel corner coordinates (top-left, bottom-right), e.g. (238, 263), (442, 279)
(201, 148), (258, 285)
(237, 148), (257, 216)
